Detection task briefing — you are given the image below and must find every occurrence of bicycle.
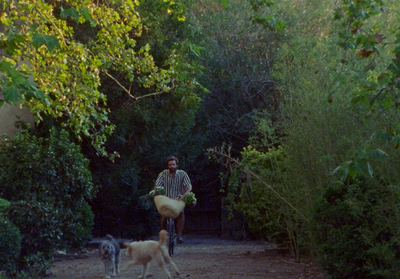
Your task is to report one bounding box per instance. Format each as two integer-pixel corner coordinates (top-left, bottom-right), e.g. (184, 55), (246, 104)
(153, 195), (185, 256)
(166, 217), (177, 256)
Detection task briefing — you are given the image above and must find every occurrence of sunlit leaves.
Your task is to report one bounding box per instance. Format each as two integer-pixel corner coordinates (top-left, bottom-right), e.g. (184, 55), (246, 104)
(0, 60), (47, 104)
(150, 0), (190, 21)
(60, 8), (80, 21)
(31, 34), (61, 53)
(79, 7), (95, 25)
(0, 31), (25, 56)
(0, 0), (198, 155)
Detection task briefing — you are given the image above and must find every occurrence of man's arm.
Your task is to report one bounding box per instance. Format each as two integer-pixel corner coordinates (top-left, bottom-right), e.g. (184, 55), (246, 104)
(178, 171), (192, 199)
(154, 171), (164, 189)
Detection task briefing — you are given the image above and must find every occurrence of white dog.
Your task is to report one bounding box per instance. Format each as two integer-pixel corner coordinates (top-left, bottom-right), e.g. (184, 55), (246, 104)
(99, 234), (121, 277)
(124, 230), (180, 279)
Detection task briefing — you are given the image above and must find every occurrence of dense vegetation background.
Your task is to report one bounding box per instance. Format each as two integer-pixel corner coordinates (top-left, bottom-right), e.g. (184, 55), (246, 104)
(1, 0), (400, 277)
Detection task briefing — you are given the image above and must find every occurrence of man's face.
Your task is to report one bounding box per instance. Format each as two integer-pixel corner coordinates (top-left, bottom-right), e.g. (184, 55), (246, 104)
(167, 160), (177, 173)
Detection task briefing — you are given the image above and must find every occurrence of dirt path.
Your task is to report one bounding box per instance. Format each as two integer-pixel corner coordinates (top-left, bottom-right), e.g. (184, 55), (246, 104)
(48, 234), (324, 279)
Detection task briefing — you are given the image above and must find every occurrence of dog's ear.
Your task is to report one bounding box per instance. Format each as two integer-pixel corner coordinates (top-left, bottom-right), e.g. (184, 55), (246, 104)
(123, 242), (130, 247)
(159, 230), (168, 239)
(105, 234), (114, 241)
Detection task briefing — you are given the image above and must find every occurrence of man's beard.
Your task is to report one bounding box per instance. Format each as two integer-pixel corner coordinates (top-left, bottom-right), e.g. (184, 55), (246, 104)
(169, 168), (176, 173)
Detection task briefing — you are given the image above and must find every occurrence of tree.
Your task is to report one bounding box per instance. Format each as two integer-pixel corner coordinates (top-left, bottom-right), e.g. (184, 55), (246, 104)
(206, 0), (400, 265)
(330, 0), (400, 178)
(0, 0), (203, 155)
(191, 0), (284, 156)
(79, 0), (207, 237)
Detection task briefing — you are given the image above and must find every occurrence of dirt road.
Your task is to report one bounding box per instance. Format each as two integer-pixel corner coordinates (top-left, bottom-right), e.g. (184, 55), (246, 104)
(48, 234), (323, 279)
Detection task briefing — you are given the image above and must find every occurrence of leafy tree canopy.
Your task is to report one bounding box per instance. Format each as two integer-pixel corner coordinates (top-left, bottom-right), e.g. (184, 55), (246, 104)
(0, 0), (202, 155)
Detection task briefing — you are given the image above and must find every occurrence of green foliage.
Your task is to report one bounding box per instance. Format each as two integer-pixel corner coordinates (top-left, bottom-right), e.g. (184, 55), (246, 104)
(331, 146), (389, 181)
(0, 128), (96, 206)
(215, 145), (309, 259)
(207, 0), (400, 262)
(182, 192), (197, 207)
(84, 0), (206, 238)
(206, 0), (400, 272)
(267, 1), (400, 271)
(334, 0), (384, 51)
(247, 0), (287, 33)
(90, 156), (157, 238)
(139, 0), (192, 22)
(191, 0), (283, 156)
(215, 0), (356, 256)
(0, 216), (21, 274)
(0, 198), (10, 214)
(0, 127), (96, 273)
(152, 186), (166, 196)
(205, 0), (337, 250)
(7, 201), (60, 271)
(1, 0), (205, 155)
(17, 252), (52, 279)
(61, 202), (94, 249)
(333, 0), (400, 164)
(234, 147), (290, 237)
(313, 179), (400, 278)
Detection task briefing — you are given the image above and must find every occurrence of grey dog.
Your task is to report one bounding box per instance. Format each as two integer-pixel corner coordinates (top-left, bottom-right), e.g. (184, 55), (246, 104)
(99, 234), (121, 277)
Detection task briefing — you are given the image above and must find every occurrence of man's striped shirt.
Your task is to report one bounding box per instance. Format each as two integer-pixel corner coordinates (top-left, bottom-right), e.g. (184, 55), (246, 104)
(155, 169), (192, 198)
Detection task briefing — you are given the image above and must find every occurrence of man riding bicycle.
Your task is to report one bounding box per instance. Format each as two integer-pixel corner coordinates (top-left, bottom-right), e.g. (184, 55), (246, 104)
(155, 156), (192, 244)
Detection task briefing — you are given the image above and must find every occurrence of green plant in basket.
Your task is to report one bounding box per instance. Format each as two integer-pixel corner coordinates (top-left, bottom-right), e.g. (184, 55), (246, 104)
(140, 186), (166, 210)
(182, 192), (197, 207)
(149, 186), (166, 197)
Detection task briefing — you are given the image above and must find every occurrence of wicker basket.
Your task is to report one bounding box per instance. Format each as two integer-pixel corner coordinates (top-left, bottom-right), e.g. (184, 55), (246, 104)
(154, 195), (186, 219)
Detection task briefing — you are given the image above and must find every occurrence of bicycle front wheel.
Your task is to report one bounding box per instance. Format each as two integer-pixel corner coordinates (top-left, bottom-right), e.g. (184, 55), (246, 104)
(167, 218), (175, 256)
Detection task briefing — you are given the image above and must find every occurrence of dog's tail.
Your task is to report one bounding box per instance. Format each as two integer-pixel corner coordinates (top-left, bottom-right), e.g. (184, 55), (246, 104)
(158, 229), (168, 247)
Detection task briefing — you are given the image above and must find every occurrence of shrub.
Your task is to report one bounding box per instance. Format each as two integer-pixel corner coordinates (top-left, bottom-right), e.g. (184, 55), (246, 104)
(0, 127), (96, 273)
(313, 179), (400, 278)
(60, 201), (94, 249)
(0, 199), (9, 214)
(229, 146), (309, 260)
(0, 215), (21, 273)
(7, 200), (63, 265)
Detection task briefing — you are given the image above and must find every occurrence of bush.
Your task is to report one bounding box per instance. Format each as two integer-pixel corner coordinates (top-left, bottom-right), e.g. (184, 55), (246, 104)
(7, 200), (62, 265)
(313, 179), (400, 278)
(0, 215), (21, 273)
(0, 127), (96, 273)
(229, 146), (309, 260)
(0, 199), (9, 214)
(60, 201), (94, 249)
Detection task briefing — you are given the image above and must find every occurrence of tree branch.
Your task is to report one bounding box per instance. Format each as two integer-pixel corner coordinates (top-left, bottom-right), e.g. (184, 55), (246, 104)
(103, 70), (175, 101)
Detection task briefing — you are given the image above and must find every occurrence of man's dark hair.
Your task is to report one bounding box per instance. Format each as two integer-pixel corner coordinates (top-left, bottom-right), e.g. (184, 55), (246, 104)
(166, 155), (179, 165)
